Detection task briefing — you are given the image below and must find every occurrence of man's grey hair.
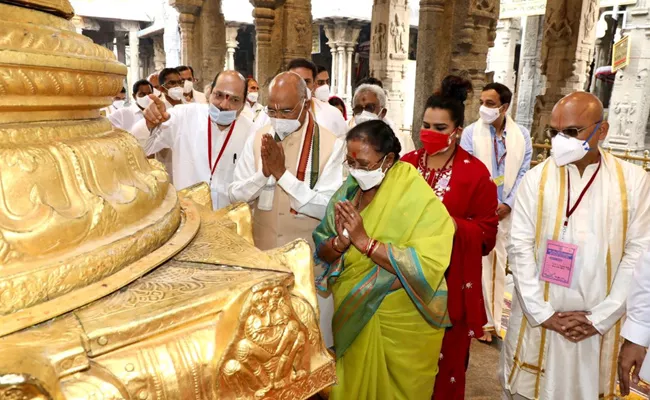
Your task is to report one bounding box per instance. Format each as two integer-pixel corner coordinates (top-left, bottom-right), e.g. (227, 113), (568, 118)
(353, 84), (387, 109)
(269, 71), (308, 101)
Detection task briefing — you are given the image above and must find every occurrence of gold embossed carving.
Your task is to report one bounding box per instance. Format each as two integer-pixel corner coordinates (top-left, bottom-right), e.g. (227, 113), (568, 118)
(6, 0), (74, 18)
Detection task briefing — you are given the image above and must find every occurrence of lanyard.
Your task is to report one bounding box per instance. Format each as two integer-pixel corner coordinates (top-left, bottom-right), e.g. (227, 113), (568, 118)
(563, 159), (601, 234)
(493, 133), (507, 168)
(207, 117), (236, 182)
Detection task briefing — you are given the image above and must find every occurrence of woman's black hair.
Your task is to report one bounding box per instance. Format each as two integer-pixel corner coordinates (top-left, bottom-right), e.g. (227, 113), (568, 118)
(346, 119), (402, 161)
(424, 75), (473, 128)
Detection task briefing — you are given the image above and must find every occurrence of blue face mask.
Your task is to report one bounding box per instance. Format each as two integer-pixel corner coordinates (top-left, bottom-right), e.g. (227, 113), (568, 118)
(209, 104), (237, 126)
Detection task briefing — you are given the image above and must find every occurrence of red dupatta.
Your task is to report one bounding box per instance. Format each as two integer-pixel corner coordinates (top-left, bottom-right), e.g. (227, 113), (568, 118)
(402, 146), (498, 334)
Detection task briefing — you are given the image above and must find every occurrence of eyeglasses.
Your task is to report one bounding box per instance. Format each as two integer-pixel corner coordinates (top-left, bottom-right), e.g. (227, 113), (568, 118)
(162, 80), (184, 88)
(264, 100), (304, 118)
(545, 121), (602, 138)
(343, 156), (385, 172)
(212, 90), (243, 106)
(352, 104), (379, 116)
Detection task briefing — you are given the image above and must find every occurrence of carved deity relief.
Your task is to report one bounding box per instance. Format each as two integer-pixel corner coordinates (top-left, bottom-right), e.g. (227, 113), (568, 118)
(613, 95), (637, 138)
(389, 13), (406, 54)
(221, 285), (310, 399)
(373, 23), (387, 59)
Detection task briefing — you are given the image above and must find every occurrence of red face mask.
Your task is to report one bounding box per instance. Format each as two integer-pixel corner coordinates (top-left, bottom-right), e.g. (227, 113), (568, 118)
(420, 128), (457, 155)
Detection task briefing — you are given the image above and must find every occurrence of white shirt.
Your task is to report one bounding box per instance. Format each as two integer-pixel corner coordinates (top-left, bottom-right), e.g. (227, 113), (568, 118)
(242, 101), (265, 123)
(108, 104), (144, 132)
(132, 104), (254, 210)
(622, 248), (650, 347)
(228, 123), (345, 220)
(255, 98), (349, 138)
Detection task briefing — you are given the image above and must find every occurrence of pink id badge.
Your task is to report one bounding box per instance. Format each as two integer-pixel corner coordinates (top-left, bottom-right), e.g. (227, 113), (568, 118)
(540, 240), (578, 288)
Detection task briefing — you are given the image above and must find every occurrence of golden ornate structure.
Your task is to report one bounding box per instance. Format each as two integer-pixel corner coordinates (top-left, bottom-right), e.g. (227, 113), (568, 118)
(0, 1), (336, 398)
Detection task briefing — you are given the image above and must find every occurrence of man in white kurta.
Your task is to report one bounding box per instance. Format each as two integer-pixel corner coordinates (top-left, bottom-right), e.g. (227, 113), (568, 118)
(178, 65), (208, 104)
(109, 79), (153, 132)
(132, 70), (253, 210)
(461, 83), (533, 340)
(618, 248), (650, 396)
(500, 92), (650, 399)
(229, 72), (344, 348)
(242, 78), (264, 123)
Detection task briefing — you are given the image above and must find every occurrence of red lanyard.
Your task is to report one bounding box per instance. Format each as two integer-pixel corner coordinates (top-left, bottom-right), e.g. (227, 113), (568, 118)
(207, 117), (236, 180)
(494, 133), (507, 168)
(564, 159), (601, 231)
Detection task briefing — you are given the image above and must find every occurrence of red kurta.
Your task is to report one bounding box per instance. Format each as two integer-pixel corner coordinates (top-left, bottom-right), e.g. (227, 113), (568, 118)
(402, 146), (499, 400)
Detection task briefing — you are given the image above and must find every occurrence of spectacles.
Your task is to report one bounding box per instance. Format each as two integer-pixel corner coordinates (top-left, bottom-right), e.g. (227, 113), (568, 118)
(212, 90), (243, 106)
(162, 80), (184, 88)
(352, 104), (379, 116)
(343, 156), (385, 172)
(545, 121), (602, 138)
(264, 100), (304, 118)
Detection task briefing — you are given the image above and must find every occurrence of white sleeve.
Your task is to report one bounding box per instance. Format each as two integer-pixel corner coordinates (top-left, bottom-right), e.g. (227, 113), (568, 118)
(108, 109), (124, 130)
(507, 168), (556, 326)
(228, 133), (268, 203)
(622, 249), (650, 346)
(589, 171), (650, 334)
(132, 110), (181, 156)
(277, 138), (345, 220)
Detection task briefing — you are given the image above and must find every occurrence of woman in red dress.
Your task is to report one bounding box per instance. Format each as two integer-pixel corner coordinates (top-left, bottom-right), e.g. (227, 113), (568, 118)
(402, 76), (499, 399)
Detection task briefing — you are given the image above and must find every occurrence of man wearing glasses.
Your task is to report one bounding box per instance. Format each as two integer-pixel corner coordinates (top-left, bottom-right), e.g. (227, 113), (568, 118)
(499, 92), (650, 400)
(178, 65), (207, 104)
(229, 71), (344, 252)
(132, 70), (254, 210)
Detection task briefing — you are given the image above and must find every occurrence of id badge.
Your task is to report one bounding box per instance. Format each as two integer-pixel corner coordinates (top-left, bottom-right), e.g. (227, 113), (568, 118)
(540, 240), (578, 288)
(493, 175), (505, 187)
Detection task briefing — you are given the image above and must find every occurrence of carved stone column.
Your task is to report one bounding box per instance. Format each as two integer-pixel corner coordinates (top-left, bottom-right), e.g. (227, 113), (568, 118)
(371, 0), (410, 131)
(177, 13), (196, 66)
(279, 0), (313, 67)
(413, 0), (448, 140)
(153, 35), (166, 71)
(486, 18), (521, 91)
(163, 0), (181, 68)
(225, 23), (240, 71)
(128, 23), (140, 89)
(591, 15), (616, 108)
(605, 0), (650, 153)
(515, 15), (545, 131)
(449, 0), (500, 124)
(531, 0), (599, 141)
(198, 0), (226, 86)
(115, 30), (126, 64)
(323, 19), (362, 107)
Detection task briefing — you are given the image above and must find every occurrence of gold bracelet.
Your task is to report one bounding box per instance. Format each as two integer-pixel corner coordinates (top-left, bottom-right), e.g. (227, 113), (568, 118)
(332, 237), (344, 253)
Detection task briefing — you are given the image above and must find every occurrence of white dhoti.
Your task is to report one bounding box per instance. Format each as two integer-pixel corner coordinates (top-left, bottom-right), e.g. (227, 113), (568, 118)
(482, 214), (510, 336)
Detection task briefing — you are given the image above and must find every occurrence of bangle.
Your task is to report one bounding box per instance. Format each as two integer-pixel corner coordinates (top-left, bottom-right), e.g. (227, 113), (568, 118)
(364, 238), (376, 256)
(368, 240), (381, 258)
(332, 237), (344, 253)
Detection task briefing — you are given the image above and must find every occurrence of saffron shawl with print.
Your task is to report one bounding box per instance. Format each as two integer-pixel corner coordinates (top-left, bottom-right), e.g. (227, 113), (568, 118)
(313, 161), (455, 358)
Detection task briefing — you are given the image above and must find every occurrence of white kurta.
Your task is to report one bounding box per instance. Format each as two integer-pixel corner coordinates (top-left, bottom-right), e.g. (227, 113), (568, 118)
(242, 101), (265, 123)
(132, 104), (254, 210)
(254, 98), (348, 138)
(347, 116), (415, 156)
(500, 153), (650, 399)
(622, 248), (650, 347)
(108, 104), (144, 132)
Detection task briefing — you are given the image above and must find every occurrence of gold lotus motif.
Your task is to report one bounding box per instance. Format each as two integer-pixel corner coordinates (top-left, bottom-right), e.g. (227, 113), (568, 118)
(0, 1), (336, 398)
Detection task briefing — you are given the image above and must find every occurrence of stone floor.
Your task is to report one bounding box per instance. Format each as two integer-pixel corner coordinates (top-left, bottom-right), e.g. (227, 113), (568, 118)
(466, 339), (504, 399)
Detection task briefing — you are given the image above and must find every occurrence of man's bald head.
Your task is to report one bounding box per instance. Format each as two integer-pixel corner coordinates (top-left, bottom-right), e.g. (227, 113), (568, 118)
(550, 91), (608, 148)
(267, 72), (309, 124)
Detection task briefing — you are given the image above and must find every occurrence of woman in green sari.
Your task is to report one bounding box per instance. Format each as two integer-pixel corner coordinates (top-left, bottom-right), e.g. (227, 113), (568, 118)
(314, 120), (455, 399)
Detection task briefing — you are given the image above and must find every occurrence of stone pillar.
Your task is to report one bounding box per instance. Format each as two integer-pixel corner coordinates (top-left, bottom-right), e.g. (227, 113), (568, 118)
(330, 41), (339, 94)
(337, 43), (346, 97)
(115, 31), (126, 64)
(250, 0), (312, 102)
(370, 0), (410, 130)
(605, 1), (650, 153)
(323, 20), (362, 107)
(346, 43), (354, 101)
(153, 35), (166, 71)
(531, 0), (599, 141)
(515, 15), (545, 132)
(449, 0), (500, 124)
(128, 23), (140, 89)
(178, 13), (196, 66)
(486, 18), (521, 91)
(71, 16), (83, 34)
(591, 15), (616, 108)
(163, 0), (181, 68)
(225, 24), (240, 70)
(412, 0), (448, 139)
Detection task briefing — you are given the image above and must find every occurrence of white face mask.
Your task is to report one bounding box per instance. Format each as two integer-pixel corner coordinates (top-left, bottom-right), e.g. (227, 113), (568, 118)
(314, 85), (330, 102)
(551, 124), (600, 167)
(209, 104), (238, 126)
(183, 80), (194, 94)
(166, 87), (185, 101)
(479, 105), (501, 124)
(112, 100), (125, 109)
(349, 157), (387, 191)
(271, 100), (305, 140)
(136, 95), (153, 110)
(247, 92), (259, 104)
(355, 110), (381, 125)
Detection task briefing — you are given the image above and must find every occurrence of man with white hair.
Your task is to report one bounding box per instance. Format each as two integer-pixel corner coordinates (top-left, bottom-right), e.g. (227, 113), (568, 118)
(132, 70), (254, 210)
(229, 71), (344, 251)
(350, 83), (414, 155)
